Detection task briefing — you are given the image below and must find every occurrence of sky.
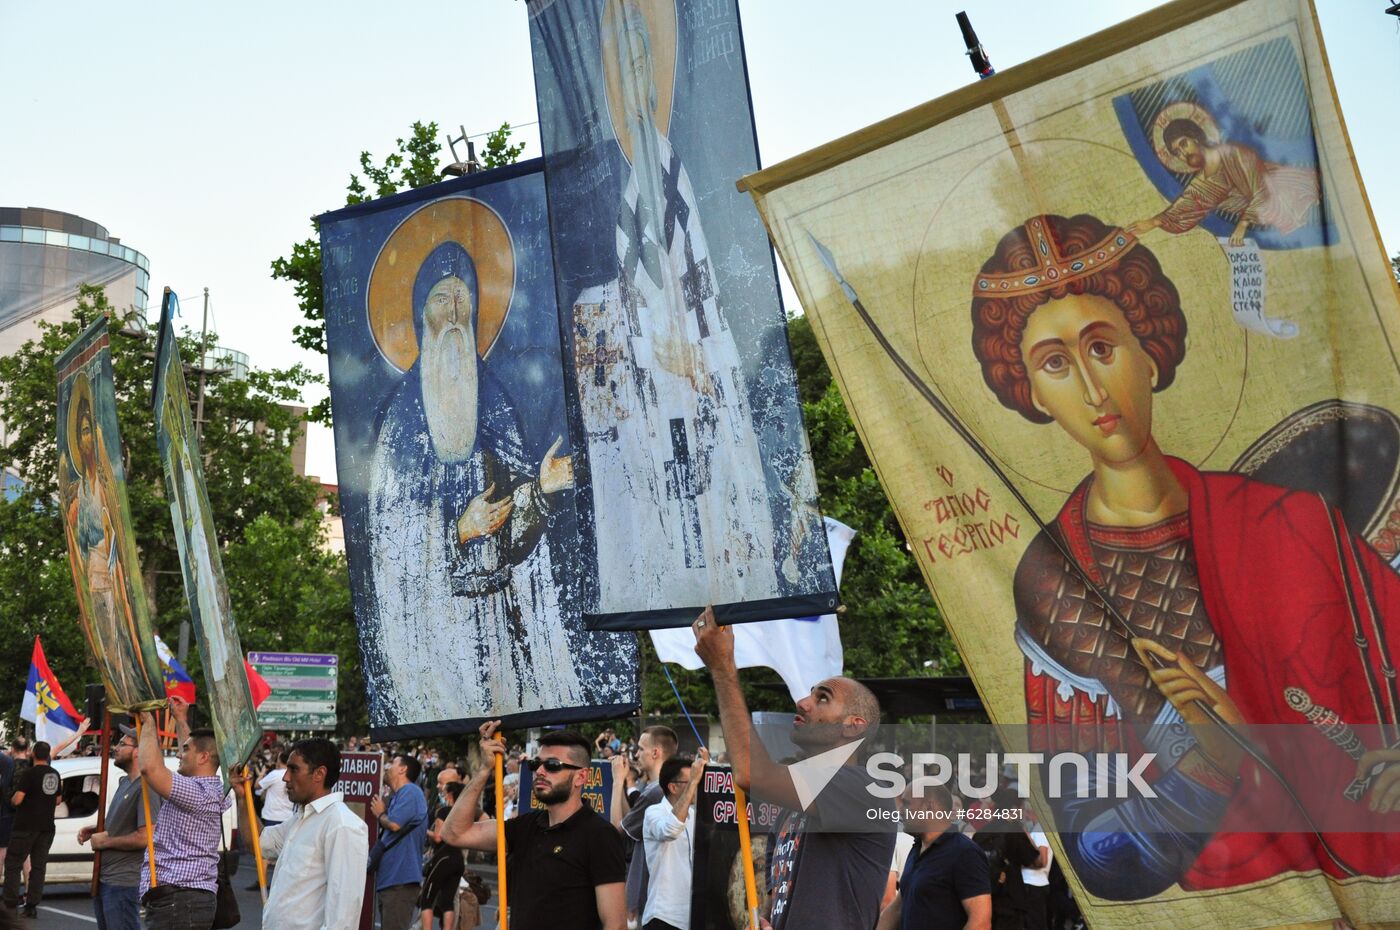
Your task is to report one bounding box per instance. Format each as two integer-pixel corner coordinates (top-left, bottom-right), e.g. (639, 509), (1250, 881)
(3, 1), (1397, 483)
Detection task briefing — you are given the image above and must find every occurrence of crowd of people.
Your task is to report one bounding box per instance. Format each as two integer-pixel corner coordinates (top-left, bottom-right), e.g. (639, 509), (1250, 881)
(1, 612), (1088, 929)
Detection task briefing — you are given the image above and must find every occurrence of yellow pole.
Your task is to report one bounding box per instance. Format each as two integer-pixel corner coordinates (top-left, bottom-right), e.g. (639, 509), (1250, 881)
(733, 784), (761, 930)
(495, 751), (508, 929)
(242, 764), (268, 905)
(136, 716), (157, 889)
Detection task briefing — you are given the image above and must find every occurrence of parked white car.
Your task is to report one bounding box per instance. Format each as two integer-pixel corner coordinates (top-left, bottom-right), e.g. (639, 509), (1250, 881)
(46, 755), (240, 886)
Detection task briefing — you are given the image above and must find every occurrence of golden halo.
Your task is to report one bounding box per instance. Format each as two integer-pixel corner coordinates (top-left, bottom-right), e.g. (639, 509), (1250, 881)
(1151, 102), (1221, 175)
(601, 0), (677, 164)
(367, 197), (515, 372)
(66, 371), (94, 468)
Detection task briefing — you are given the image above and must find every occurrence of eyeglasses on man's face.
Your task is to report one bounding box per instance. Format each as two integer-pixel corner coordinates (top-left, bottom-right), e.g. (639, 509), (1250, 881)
(525, 757), (584, 774)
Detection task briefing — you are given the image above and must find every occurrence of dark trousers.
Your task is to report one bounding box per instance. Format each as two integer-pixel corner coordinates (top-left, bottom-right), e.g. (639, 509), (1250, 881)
(142, 886), (216, 930)
(644, 921), (684, 930)
(1023, 884), (1049, 930)
(2, 828), (53, 909)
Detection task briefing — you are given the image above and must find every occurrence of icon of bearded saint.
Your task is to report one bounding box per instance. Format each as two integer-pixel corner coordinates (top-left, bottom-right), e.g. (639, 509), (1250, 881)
(365, 240), (581, 725)
(569, 1), (796, 613)
(971, 214), (1400, 900)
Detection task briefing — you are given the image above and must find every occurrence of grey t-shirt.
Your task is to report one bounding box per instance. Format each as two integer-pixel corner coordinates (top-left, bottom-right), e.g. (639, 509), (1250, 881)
(767, 766), (896, 930)
(101, 774), (162, 887)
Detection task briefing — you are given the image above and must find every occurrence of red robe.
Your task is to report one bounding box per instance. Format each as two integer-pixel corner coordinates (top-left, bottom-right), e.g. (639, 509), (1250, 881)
(1021, 457), (1400, 893)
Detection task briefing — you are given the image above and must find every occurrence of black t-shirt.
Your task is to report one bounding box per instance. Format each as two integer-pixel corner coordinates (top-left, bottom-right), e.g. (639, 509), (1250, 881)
(11, 763), (60, 833)
(428, 805), (463, 866)
(503, 805), (626, 930)
(900, 831), (991, 929)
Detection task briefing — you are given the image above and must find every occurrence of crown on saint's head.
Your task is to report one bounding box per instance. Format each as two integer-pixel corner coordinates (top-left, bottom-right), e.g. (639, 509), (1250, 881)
(972, 216), (1139, 299)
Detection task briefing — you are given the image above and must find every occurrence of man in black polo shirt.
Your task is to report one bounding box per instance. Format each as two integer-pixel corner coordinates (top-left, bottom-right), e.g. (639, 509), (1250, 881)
(443, 723), (626, 930)
(877, 784), (991, 930)
(3, 740), (60, 919)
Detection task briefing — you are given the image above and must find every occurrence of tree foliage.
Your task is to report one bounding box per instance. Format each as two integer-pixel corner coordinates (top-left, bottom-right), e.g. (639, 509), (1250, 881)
(0, 285), (362, 736)
(480, 122), (526, 170)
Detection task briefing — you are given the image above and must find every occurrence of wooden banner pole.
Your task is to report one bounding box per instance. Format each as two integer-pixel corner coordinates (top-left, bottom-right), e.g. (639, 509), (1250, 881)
(242, 764), (268, 905)
(733, 783), (761, 930)
(495, 750), (508, 930)
(90, 709), (112, 897)
(135, 716), (157, 889)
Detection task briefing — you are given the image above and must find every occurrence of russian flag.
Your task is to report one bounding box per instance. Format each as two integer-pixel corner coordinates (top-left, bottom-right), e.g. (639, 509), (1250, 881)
(153, 634), (198, 704)
(19, 636), (85, 744)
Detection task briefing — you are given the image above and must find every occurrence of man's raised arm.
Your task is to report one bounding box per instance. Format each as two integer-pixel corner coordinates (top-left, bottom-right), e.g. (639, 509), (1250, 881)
(137, 710), (173, 798)
(692, 607), (800, 809)
(168, 695), (193, 745)
(442, 720), (506, 852)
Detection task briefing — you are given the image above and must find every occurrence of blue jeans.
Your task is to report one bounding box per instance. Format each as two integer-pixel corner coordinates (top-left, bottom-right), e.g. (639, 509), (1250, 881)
(94, 881), (141, 930)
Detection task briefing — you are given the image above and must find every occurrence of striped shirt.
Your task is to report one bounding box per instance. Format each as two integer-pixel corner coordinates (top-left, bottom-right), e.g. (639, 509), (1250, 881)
(142, 772), (231, 896)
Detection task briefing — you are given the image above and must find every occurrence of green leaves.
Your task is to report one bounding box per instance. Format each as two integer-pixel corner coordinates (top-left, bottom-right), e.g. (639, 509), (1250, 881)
(481, 122), (527, 169)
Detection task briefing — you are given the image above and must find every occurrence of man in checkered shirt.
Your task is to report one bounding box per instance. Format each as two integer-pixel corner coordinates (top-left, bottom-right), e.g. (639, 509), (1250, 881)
(137, 696), (232, 929)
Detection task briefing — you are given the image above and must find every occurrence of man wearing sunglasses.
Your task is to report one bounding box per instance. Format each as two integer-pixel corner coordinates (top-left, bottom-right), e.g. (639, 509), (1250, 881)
(694, 607), (895, 930)
(78, 724), (162, 930)
(442, 722), (626, 929)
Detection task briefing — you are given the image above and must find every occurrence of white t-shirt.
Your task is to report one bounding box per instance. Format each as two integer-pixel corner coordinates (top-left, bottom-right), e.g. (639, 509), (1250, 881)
(890, 831), (915, 879)
(258, 768), (296, 823)
(1022, 829), (1052, 887)
(643, 801), (696, 930)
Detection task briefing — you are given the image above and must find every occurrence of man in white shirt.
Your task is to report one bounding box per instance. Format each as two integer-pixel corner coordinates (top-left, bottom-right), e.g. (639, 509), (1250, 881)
(641, 748), (709, 930)
(258, 750), (295, 826)
(236, 738), (368, 930)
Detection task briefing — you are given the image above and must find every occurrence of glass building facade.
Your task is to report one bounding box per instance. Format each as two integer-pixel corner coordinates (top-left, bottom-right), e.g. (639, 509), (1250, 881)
(0, 207), (149, 339)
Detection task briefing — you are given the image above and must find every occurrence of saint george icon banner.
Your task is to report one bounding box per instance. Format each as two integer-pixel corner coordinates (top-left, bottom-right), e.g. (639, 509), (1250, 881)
(528, 0), (836, 629)
(319, 162), (639, 739)
(742, 0), (1400, 926)
(153, 290), (262, 775)
(56, 318), (165, 713)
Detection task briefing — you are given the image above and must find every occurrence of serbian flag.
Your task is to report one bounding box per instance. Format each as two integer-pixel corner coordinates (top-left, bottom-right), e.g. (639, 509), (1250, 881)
(152, 634), (197, 704)
(19, 636), (85, 744)
(244, 660), (271, 709)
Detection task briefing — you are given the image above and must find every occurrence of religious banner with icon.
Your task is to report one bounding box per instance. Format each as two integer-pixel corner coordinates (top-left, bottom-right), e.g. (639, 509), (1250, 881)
(740, 0), (1400, 926)
(527, 0), (837, 630)
(318, 161), (639, 739)
(153, 290), (262, 774)
(56, 318), (166, 713)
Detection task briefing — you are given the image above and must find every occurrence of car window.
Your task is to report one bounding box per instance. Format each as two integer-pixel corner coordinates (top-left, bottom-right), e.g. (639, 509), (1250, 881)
(59, 774), (101, 820)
